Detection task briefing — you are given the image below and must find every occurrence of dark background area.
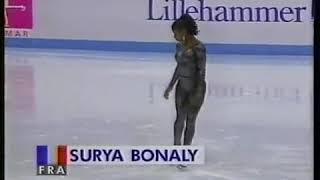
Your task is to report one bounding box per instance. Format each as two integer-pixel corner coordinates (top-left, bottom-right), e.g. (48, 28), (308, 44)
(314, 0), (319, 178)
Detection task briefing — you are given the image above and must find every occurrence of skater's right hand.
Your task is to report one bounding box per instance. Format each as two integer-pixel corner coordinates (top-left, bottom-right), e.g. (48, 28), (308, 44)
(164, 87), (171, 100)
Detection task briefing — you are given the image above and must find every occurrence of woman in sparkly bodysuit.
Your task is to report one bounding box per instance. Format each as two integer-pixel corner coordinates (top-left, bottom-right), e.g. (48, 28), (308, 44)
(164, 14), (207, 147)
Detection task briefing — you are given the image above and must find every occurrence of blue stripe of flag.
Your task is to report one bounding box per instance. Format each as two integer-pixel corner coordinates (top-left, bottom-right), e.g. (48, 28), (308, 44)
(37, 145), (48, 165)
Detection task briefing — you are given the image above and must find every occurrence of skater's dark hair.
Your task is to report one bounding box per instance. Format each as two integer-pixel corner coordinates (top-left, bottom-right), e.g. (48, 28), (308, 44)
(171, 14), (199, 36)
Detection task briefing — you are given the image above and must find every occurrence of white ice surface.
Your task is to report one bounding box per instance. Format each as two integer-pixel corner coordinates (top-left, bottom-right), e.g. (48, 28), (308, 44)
(5, 48), (313, 180)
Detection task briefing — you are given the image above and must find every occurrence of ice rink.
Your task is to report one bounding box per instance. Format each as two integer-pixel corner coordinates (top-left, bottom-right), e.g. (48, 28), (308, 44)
(5, 48), (313, 180)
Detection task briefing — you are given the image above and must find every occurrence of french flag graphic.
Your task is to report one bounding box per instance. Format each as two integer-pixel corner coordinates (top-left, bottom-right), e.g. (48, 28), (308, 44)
(37, 145), (68, 166)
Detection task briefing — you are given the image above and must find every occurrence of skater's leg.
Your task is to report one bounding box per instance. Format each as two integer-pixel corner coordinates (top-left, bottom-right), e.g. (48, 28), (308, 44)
(183, 82), (206, 145)
(183, 107), (200, 145)
(174, 106), (187, 145)
(174, 83), (188, 145)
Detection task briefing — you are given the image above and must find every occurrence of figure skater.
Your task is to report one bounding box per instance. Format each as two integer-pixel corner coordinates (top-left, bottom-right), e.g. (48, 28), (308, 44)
(164, 14), (207, 165)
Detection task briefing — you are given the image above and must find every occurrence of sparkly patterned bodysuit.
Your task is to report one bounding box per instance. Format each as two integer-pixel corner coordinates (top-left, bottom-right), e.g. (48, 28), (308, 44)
(167, 42), (207, 145)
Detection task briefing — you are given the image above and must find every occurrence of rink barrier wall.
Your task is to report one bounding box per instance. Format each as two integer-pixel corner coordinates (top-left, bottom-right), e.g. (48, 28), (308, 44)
(5, 38), (312, 56)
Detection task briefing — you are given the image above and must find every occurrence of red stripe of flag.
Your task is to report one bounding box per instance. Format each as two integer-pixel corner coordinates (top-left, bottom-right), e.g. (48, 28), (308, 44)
(57, 145), (68, 166)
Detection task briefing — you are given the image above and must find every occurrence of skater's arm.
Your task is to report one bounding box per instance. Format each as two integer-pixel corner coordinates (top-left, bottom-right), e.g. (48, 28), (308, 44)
(194, 45), (206, 90)
(167, 64), (179, 91)
(167, 44), (181, 91)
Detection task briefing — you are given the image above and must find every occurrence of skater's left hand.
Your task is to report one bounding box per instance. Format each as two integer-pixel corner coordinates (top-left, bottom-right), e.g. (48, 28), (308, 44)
(164, 87), (171, 100)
